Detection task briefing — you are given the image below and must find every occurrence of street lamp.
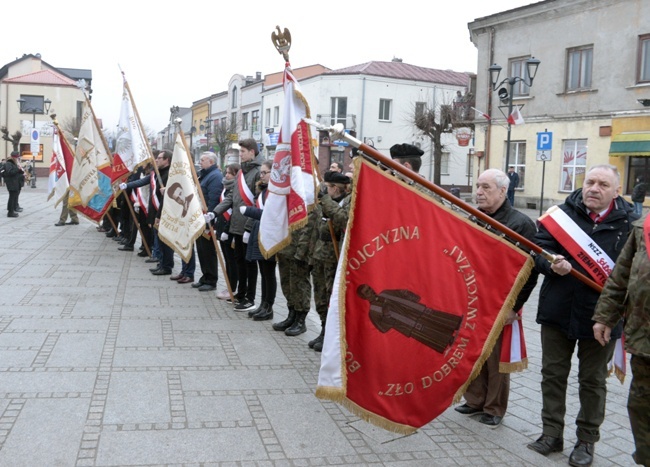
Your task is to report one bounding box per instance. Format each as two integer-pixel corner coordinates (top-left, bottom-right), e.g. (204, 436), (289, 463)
(16, 97), (52, 188)
(488, 57), (541, 170)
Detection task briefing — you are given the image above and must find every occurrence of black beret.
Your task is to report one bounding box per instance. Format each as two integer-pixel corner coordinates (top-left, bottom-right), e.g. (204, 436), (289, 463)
(324, 170), (350, 184)
(390, 143), (424, 159)
(10, 151), (20, 157)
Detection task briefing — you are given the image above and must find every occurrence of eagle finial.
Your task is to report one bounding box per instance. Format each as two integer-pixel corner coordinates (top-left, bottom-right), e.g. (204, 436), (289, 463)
(271, 26), (291, 62)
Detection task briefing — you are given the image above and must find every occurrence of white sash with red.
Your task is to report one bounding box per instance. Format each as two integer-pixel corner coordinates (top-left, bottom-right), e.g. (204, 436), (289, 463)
(539, 205), (625, 381)
(150, 174), (160, 212)
(499, 309), (527, 373)
(220, 188), (231, 221)
(237, 171), (254, 207)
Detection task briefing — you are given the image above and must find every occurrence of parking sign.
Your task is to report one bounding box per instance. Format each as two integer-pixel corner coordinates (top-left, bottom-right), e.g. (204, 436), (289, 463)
(536, 131), (552, 161)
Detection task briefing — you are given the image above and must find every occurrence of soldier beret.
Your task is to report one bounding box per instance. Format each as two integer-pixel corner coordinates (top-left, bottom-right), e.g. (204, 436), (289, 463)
(390, 143), (424, 159)
(324, 170), (351, 184)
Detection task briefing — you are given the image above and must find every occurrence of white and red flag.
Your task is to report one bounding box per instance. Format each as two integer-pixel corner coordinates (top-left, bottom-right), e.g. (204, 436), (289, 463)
(114, 79), (151, 173)
(47, 128), (73, 205)
(158, 134), (205, 263)
(258, 64), (317, 258)
(316, 158), (534, 434)
(471, 107), (491, 121)
(507, 106), (525, 125)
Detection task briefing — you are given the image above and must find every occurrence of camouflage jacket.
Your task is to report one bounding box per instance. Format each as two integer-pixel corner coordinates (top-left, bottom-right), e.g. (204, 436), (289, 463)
(593, 216), (650, 357)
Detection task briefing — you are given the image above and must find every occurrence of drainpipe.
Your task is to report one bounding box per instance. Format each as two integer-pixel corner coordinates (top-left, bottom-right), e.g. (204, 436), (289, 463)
(485, 26), (496, 168)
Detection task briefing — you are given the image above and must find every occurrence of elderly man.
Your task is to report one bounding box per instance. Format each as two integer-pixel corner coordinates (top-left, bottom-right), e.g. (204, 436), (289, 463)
(192, 152), (223, 291)
(454, 168), (538, 427)
(528, 165), (638, 467)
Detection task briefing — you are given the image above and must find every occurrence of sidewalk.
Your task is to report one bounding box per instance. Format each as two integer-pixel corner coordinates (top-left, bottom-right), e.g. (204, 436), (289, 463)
(0, 188), (636, 466)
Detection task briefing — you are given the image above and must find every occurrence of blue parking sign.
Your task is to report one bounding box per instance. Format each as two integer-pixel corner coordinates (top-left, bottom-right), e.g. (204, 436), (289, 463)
(537, 132), (553, 151)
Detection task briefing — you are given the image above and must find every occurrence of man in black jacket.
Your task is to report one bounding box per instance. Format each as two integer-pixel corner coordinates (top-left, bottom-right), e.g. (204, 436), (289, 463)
(455, 168), (538, 428)
(3, 152), (24, 217)
(528, 165), (638, 467)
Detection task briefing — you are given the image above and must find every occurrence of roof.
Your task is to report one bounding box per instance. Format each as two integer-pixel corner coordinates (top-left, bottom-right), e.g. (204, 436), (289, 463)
(3, 69), (78, 87)
(324, 61), (470, 87)
(58, 67), (92, 81)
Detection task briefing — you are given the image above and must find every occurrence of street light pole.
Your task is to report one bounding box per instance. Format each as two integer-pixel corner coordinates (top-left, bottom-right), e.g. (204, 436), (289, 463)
(488, 57), (541, 170)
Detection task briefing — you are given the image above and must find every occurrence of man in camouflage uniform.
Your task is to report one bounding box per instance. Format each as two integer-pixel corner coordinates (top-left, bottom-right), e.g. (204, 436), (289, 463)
(273, 221), (313, 337)
(308, 171), (351, 352)
(593, 214), (650, 467)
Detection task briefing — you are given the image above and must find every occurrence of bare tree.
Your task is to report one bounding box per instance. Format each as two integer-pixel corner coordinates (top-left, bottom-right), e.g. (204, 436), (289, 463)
(412, 97), (474, 186)
(58, 116), (82, 142)
(211, 116), (239, 168)
(1, 127), (22, 153)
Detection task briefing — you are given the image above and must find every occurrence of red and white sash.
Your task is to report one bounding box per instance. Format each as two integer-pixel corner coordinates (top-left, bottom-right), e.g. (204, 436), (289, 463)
(500, 309), (527, 373)
(220, 188), (231, 221)
(150, 174), (160, 211)
(256, 190), (266, 209)
(539, 206), (614, 286)
(237, 171), (254, 207)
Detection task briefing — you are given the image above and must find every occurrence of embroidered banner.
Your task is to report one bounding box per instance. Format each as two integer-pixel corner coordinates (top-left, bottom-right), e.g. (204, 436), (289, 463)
(316, 159), (533, 434)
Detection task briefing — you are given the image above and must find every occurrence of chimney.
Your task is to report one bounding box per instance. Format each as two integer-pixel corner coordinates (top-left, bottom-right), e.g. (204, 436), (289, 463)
(256, 72), (262, 80)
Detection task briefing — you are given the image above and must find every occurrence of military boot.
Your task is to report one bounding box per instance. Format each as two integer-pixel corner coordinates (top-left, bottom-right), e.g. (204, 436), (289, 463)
(308, 318), (326, 348)
(253, 303), (273, 321)
(272, 307), (296, 332)
(248, 301), (266, 318)
(285, 311), (307, 336)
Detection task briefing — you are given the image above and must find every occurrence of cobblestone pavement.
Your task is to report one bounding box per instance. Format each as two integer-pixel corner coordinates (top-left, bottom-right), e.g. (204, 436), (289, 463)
(0, 189), (637, 466)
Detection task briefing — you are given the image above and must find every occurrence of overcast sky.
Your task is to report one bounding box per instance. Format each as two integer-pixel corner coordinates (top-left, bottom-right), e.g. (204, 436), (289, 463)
(3, 0), (535, 134)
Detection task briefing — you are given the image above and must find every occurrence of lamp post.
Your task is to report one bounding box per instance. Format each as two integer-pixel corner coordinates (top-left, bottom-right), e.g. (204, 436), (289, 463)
(204, 117), (213, 153)
(488, 57), (540, 170)
(16, 97), (52, 188)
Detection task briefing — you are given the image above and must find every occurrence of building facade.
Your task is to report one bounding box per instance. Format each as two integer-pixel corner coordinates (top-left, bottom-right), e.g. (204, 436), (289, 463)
(469, 0), (650, 209)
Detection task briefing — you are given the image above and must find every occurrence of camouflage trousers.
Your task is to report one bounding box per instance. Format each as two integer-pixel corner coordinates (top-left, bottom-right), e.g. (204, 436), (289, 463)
(312, 260), (337, 321)
(629, 355), (650, 466)
(277, 254), (311, 312)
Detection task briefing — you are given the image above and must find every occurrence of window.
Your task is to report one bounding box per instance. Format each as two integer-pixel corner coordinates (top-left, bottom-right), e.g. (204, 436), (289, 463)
(220, 117), (227, 129)
(18, 95), (46, 114)
(509, 58), (532, 96)
(560, 139), (588, 191)
(242, 112), (249, 130)
(231, 87), (238, 108)
(440, 152), (449, 175)
(265, 109), (271, 127)
(415, 102), (426, 119)
(273, 106), (280, 126)
(506, 141), (527, 190)
(231, 112), (237, 131)
(379, 99), (392, 121)
(251, 110), (259, 132)
(638, 34), (650, 83)
(566, 46), (593, 91)
(330, 97), (347, 128)
(627, 156), (650, 194)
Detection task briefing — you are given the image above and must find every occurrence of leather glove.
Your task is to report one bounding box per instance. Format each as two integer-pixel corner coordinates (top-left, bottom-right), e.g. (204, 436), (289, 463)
(119, 182), (127, 190)
(243, 231), (250, 244)
(204, 212), (215, 223)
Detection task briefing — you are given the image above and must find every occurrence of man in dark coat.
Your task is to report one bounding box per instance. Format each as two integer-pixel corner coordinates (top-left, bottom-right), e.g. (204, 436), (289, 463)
(192, 152), (223, 291)
(528, 164), (638, 467)
(507, 166), (519, 206)
(3, 152), (24, 217)
(455, 168), (538, 428)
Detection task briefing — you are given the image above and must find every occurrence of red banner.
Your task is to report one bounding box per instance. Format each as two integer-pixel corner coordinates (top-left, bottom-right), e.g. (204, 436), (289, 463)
(316, 160), (533, 434)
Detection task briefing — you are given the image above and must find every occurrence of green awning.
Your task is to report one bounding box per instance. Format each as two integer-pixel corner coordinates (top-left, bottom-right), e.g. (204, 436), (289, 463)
(609, 132), (650, 156)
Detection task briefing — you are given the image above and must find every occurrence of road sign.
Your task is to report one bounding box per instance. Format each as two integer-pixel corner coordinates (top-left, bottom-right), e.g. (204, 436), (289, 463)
(30, 129), (40, 155)
(537, 131), (552, 150)
(536, 131), (552, 161)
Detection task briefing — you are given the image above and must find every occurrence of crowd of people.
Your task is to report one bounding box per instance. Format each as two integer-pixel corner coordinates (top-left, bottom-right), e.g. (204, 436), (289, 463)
(39, 137), (647, 467)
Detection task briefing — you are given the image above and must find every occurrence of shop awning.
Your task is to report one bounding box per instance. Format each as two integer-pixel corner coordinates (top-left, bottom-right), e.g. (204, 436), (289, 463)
(609, 132), (650, 156)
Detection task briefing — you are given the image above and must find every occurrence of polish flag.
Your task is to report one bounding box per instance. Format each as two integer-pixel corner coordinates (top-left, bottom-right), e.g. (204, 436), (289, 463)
(471, 107), (491, 121)
(507, 106), (525, 125)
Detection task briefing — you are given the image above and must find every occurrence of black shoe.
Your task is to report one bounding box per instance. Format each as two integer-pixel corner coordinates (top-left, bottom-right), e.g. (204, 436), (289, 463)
(105, 230), (116, 238)
(15, 207), (23, 212)
(151, 268), (172, 276)
(7, 212), (19, 218)
(118, 245), (134, 251)
(272, 308), (297, 332)
(527, 434), (564, 456)
(113, 235), (124, 242)
(248, 302), (266, 318)
(309, 322), (326, 348)
(149, 266), (162, 272)
(137, 250), (148, 257)
(234, 299), (255, 312)
(569, 440), (594, 467)
(454, 403), (484, 416)
(253, 304), (273, 321)
(312, 334), (325, 352)
(191, 281), (205, 289)
(65, 221), (79, 225)
(54, 222), (66, 226)
(198, 284), (216, 292)
(285, 312), (307, 336)
(478, 414), (502, 428)
(145, 257), (160, 263)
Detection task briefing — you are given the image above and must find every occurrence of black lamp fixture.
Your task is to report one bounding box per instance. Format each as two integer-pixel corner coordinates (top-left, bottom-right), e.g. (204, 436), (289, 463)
(638, 99), (650, 107)
(488, 56), (541, 169)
